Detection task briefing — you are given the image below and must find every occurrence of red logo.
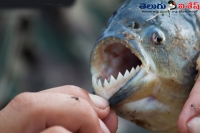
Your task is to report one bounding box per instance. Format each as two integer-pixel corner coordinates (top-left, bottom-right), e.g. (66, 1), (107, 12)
(178, 2), (200, 10)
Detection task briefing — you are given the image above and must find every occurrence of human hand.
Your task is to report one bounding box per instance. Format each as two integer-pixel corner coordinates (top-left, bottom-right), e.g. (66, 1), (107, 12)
(0, 85), (118, 133)
(178, 75), (200, 133)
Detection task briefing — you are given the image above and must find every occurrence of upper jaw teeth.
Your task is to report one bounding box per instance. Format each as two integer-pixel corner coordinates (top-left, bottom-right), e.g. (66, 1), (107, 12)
(92, 65), (143, 100)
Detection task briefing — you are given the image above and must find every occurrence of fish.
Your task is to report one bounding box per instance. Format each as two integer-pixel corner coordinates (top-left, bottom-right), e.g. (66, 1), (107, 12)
(90, 0), (200, 132)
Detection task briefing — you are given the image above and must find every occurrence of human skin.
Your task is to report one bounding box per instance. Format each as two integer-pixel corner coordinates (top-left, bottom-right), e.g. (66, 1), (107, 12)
(0, 85), (118, 133)
(178, 75), (200, 133)
(1, 80), (199, 133)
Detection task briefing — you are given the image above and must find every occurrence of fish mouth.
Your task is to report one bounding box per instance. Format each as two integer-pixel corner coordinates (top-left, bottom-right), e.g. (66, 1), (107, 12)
(91, 36), (153, 102)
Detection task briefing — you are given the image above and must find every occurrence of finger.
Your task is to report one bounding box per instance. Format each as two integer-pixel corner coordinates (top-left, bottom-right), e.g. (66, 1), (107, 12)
(0, 92), (109, 133)
(99, 119), (111, 133)
(40, 126), (72, 133)
(178, 75), (200, 133)
(40, 85), (109, 119)
(102, 110), (118, 133)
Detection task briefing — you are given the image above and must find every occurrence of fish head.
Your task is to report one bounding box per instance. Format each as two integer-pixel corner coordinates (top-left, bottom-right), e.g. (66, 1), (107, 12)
(90, 0), (200, 132)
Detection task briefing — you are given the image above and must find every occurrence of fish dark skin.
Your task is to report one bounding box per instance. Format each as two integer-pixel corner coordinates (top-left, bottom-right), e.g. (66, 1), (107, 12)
(90, 0), (200, 132)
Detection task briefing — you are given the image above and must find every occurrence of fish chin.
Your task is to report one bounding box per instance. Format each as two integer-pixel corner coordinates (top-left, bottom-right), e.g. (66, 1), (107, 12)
(91, 37), (156, 101)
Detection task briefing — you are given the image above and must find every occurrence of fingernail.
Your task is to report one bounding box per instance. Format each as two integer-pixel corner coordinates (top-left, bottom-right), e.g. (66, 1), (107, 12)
(99, 119), (110, 133)
(187, 117), (200, 133)
(89, 94), (109, 109)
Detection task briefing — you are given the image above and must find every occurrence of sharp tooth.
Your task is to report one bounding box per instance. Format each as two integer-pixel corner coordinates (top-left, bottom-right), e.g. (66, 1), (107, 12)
(110, 75), (117, 86)
(124, 70), (130, 78)
(130, 67), (136, 76)
(98, 79), (103, 89)
(117, 72), (124, 82)
(104, 78), (109, 88)
(117, 72), (126, 84)
(136, 65), (140, 71)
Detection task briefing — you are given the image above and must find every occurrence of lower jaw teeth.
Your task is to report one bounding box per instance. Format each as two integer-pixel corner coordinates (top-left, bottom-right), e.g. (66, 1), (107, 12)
(92, 65), (144, 99)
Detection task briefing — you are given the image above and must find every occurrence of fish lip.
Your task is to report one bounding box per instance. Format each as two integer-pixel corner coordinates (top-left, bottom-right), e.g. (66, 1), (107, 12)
(91, 36), (155, 102)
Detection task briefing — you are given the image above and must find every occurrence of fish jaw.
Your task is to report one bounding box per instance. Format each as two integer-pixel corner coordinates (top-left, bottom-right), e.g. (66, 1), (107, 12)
(90, 35), (157, 104)
(113, 97), (178, 132)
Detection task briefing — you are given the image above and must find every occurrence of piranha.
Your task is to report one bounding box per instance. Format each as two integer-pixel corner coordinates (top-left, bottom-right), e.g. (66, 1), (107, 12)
(90, 0), (200, 132)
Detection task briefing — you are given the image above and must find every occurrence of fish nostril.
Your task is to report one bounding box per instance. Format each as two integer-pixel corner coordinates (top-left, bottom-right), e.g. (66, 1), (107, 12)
(127, 22), (140, 29)
(134, 22), (140, 29)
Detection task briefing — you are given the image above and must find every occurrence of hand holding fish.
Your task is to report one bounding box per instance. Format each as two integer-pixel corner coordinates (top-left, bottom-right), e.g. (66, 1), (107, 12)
(0, 85), (118, 133)
(179, 62), (200, 133)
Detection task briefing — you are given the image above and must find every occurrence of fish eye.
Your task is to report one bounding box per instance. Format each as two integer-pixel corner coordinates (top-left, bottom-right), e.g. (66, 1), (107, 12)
(145, 26), (165, 45)
(151, 32), (164, 45)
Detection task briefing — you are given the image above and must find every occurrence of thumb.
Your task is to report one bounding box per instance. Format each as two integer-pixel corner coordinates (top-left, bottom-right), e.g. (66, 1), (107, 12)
(178, 75), (200, 133)
(40, 126), (72, 133)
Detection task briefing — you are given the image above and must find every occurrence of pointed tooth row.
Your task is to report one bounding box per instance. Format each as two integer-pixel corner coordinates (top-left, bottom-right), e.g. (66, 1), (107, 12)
(92, 65), (143, 91)
(124, 65), (141, 80)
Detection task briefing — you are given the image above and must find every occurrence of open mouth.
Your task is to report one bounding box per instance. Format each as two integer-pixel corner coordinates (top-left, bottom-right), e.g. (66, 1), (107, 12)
(91, 37), (146, 99)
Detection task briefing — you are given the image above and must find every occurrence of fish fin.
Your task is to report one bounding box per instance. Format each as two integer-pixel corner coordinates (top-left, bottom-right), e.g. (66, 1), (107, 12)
(195, 54), (200, 80)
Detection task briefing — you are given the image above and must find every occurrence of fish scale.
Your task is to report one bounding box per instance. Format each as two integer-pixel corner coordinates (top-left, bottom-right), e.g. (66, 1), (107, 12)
(90, 0), (200, 132)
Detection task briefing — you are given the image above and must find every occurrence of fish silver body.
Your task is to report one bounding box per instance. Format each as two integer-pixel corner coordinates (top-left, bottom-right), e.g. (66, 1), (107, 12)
(90, 0), (200, 132)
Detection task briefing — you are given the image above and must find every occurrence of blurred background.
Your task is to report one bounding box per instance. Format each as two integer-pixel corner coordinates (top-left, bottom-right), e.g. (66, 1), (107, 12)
(0, 0), (150, 132)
